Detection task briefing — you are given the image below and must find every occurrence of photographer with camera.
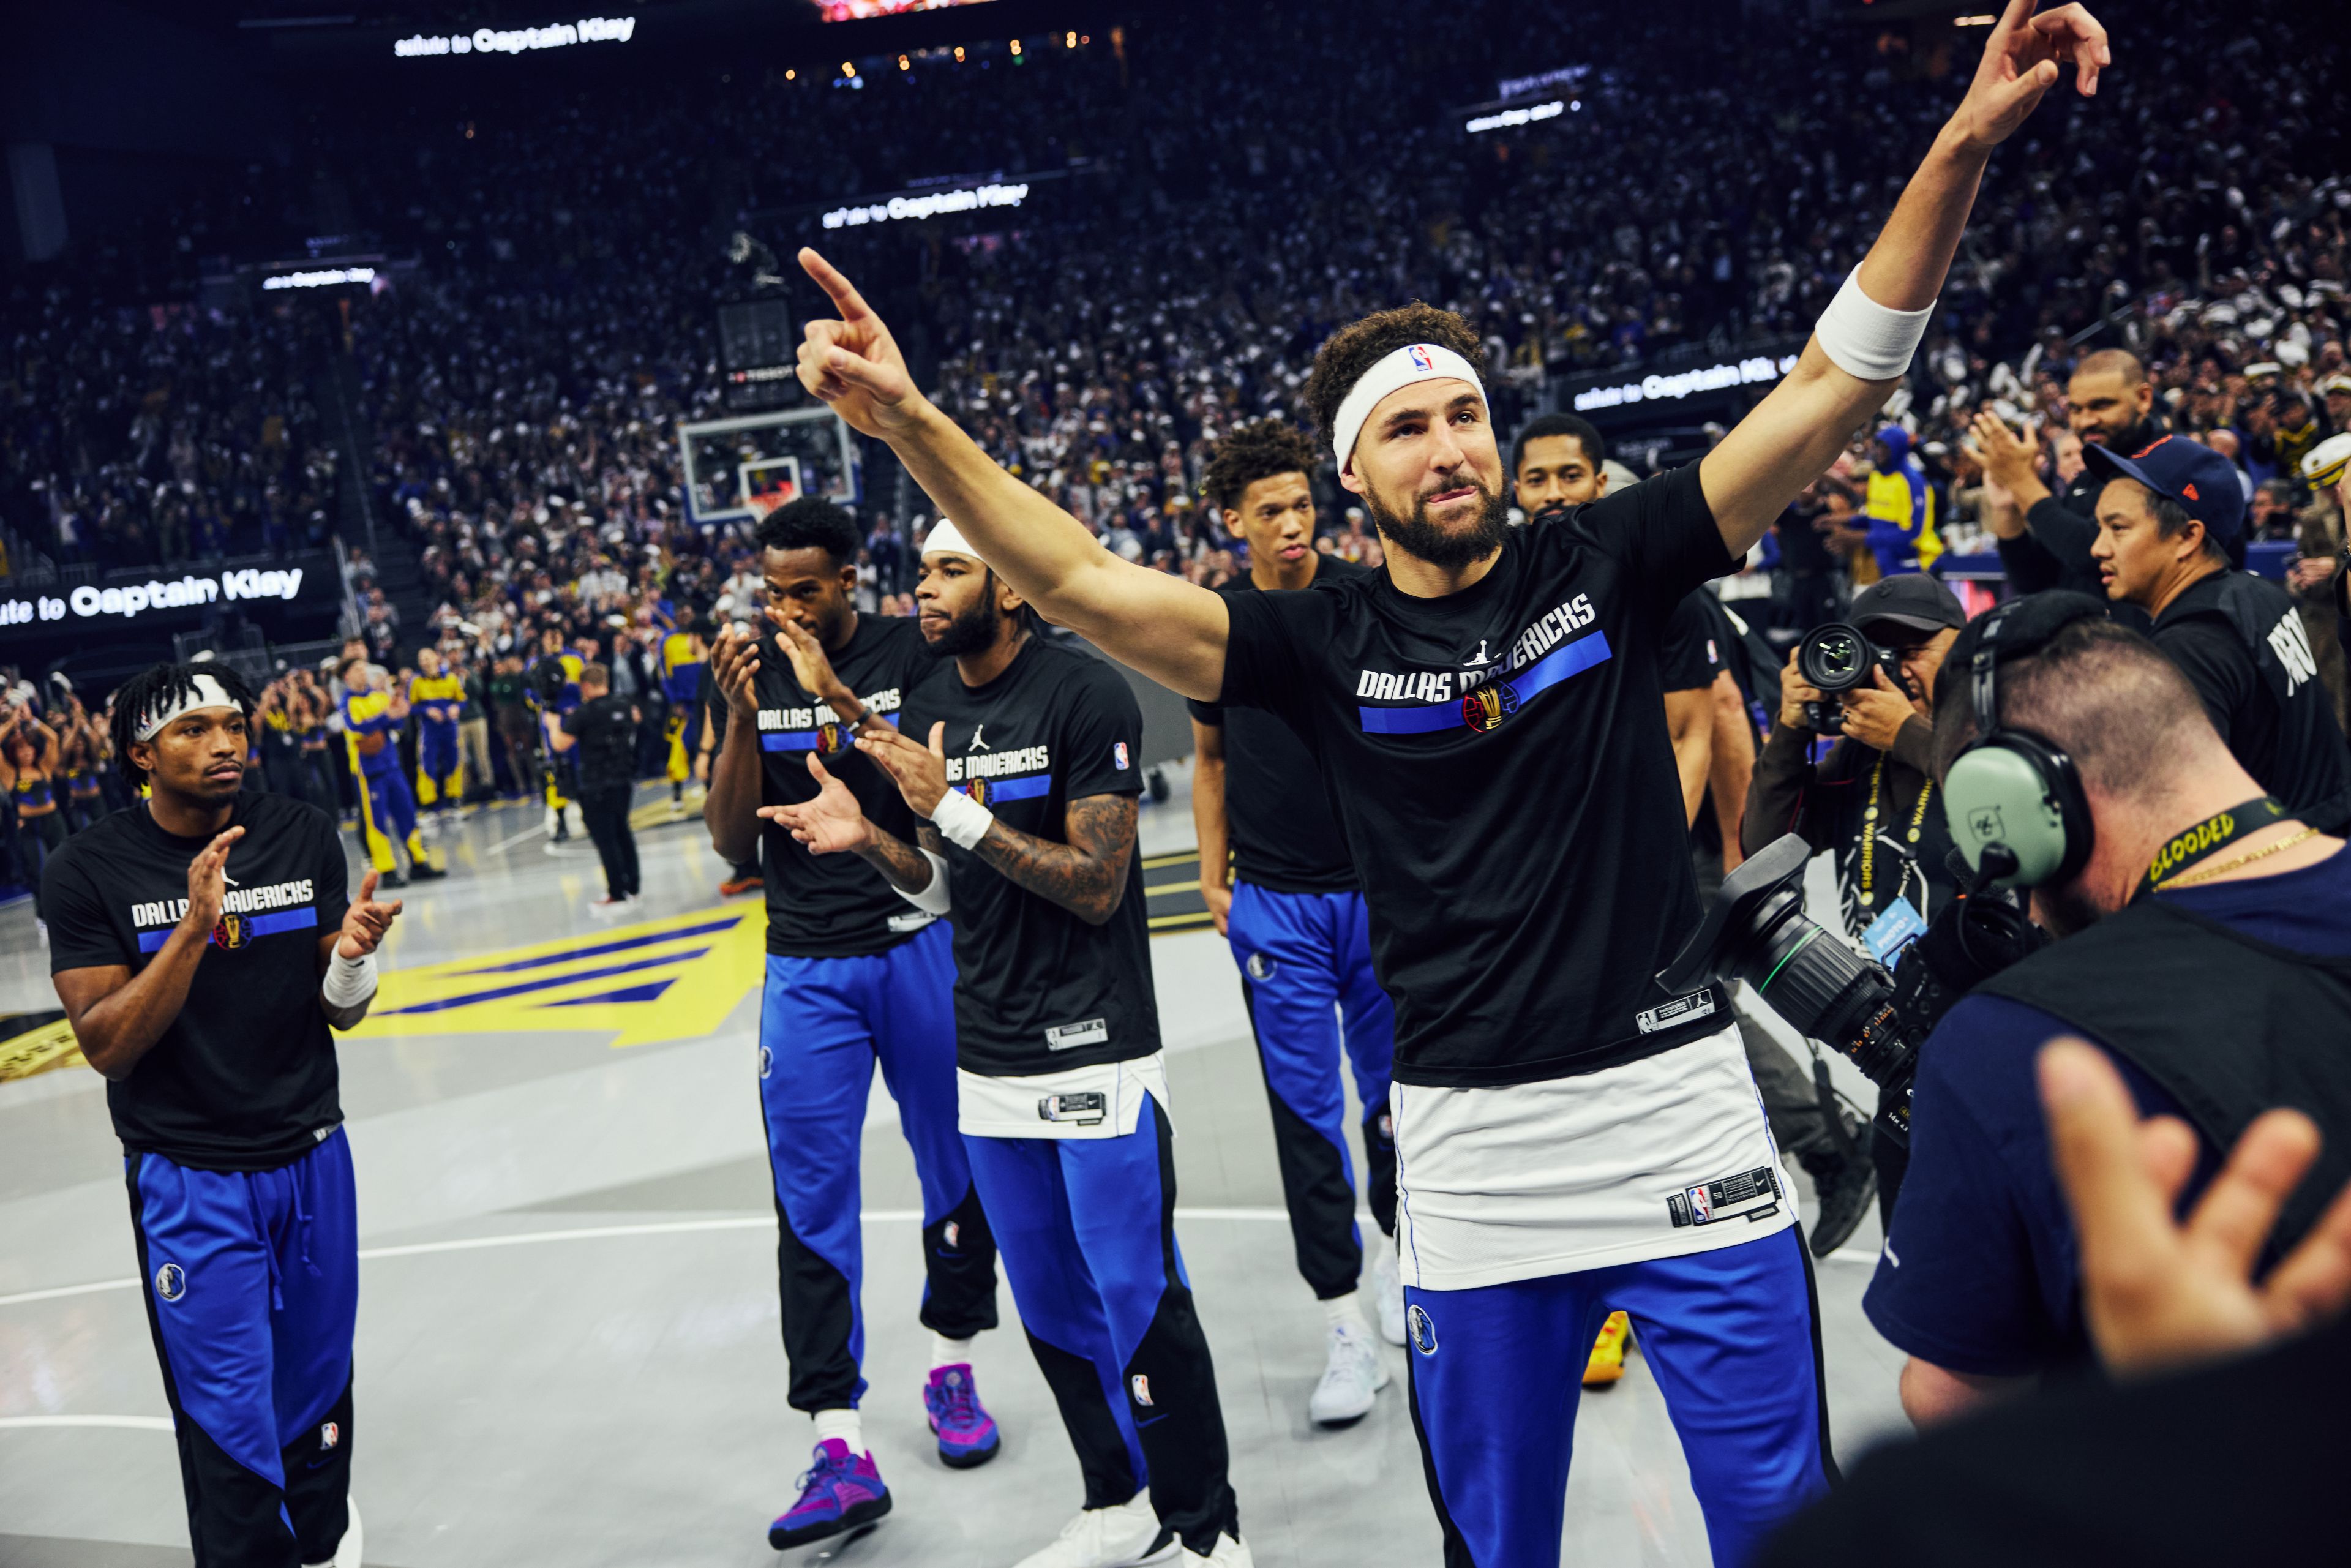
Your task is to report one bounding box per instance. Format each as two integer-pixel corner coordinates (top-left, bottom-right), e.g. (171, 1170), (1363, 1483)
(2085, 435), (2351, 833)
(1741, 575), (1970, 1231)
(1860, 595), (2351, 1428)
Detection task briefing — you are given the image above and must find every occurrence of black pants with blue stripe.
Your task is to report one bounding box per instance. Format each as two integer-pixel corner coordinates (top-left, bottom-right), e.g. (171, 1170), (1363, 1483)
(126, 1131), (359, 1567)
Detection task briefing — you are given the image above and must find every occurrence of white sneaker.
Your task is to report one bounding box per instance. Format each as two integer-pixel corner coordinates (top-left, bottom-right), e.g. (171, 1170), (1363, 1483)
(1012, 1493), (1174, 1568)
(1307, 1321), (1389, 1427)
(1373, 1248), (1407, 1347)
(1180, 1532), (1255, 1566)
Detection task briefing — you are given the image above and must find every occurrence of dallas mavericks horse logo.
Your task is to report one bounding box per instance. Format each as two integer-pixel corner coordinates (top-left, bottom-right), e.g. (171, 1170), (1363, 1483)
(1407, 1304), (1437, 1355)
(154, 1263), (187, 1302)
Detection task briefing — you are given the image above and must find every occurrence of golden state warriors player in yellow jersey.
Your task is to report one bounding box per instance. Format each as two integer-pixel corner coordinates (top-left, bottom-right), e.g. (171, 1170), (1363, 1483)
(406, 648), (467, 814)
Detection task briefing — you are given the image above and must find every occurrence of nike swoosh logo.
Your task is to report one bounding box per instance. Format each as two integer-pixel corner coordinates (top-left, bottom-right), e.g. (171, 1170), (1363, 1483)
(1135, 1414), (1168, 1428)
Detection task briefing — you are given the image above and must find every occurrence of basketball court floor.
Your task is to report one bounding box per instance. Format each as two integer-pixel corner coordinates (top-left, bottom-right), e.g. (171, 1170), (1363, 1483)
(0, 776), (1908, 1567)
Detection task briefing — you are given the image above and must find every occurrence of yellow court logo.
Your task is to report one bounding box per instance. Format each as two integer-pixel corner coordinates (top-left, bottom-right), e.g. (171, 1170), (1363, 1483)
(344, 905), (767, 1048)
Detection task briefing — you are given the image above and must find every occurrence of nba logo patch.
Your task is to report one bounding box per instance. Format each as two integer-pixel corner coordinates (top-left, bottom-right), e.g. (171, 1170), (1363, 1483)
(943, 1221), (961, 1250)
(1113, 741), (1130, 770)
(1407, 1304), (1437, 1356)
(1687, 1184), (1714, 1223)
(319, 1421), (340, 1452)
(1130, 1374), (1154, 1406)
(1408, 345), (1436, 372)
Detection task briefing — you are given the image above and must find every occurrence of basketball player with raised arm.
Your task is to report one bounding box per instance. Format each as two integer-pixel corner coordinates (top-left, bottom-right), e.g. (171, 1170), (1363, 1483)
(789, 7), (2109, 1560)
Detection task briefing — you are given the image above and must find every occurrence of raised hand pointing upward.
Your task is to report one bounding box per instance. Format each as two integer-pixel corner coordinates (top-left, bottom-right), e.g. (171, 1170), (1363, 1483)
(795, 248), (923, 437)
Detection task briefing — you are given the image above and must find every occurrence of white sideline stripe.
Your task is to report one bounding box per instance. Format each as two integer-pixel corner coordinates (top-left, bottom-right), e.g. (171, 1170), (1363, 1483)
(0, 1206), (1360, 1309)
(483, 820), (550, 855)
(0, 1414), (176, 1432)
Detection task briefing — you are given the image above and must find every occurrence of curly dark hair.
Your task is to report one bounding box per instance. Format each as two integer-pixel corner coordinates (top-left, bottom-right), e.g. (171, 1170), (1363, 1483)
(110, 661), (258, 786)
(1301, 302), (1488, 453)
(1201, 419), (1322, 516)
(756, 497), (861, 568)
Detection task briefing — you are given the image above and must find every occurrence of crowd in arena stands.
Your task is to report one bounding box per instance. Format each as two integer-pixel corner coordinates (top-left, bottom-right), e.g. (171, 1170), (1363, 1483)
(0, 290), (346, 569)
(1, 0), (2345, 712)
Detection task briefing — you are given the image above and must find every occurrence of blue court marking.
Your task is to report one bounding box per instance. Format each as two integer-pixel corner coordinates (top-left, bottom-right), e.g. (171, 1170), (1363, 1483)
(454, 916), (741, 975)
(381, 949), (711, 1014)
(137, 906), (318, 953)
(760, 714), (901, 751)
(539, 978), (678, 1007)
(956, 774), (1051, 802)
(1357, 630), (1613, 735)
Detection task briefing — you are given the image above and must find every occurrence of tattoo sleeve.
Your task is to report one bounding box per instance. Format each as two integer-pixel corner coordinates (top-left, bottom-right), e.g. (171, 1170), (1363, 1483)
(852, 825), (940, 895)
(970, 793), (1137, 925)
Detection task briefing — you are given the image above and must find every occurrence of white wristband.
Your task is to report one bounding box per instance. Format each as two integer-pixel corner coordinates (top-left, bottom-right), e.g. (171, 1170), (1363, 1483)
(895, 848), (954, 915)
(1815, 266), (1935, 383)
(321, 948), (378, 1009)
(929, 787), (995, 851)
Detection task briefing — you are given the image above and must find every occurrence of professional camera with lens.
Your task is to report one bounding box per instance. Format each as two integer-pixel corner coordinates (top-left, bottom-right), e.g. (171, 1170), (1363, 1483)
(1657, 833), (2049, 1142)
(1796, 621), (1909, 733)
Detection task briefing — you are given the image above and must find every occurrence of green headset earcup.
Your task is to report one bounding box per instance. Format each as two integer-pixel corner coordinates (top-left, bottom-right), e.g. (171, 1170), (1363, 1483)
(1942, 741), (2075, 888)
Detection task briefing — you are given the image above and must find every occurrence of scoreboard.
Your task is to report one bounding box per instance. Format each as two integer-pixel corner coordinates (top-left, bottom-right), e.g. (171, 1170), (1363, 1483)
(716, 298), (800, 409)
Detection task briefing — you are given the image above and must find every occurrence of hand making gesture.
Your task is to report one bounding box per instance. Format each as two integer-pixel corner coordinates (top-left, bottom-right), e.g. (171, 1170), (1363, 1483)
(1949, 1), (2110, 154)
(337, 869), (405, 961)
(182, 827), (246, 936)
(2041, 1037), (2351, 1379)
(709, 623), (762, 723)
(759, 755), (876, 856)
(856, 721), (951, 820)
(795, 249), (927, 438)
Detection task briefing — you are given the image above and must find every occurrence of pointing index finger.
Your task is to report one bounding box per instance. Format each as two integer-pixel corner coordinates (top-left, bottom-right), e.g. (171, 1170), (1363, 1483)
(798, 249), (872, 321)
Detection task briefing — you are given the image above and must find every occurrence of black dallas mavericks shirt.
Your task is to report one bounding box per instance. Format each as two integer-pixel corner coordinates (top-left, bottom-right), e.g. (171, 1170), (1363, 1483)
(42, 792), (351, 1171)
(909, 636), (1156, 1076)
(1185, 557), (1369, 893)
(754, 613), (933, 958)
(1220, 462), (1737, 1088)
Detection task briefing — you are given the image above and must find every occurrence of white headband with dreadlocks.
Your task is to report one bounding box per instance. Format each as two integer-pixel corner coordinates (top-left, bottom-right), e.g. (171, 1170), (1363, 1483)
(135, 673), (239, 741)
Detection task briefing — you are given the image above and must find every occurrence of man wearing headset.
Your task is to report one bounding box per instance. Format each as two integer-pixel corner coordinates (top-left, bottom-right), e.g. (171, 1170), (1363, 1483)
(1862, 593), (2351, 1428)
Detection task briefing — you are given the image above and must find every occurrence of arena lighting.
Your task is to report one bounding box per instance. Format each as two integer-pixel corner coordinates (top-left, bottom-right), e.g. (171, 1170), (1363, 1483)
(1466, 100), (1565, 134)
(1572, 353), (1800, 412)
(822, 181), (1030, 229)
(1495, 63), (1589, 100)
(261, 266), (376, 290)
(393, 15), (635, 58)
(1954, 13), (1996, 23)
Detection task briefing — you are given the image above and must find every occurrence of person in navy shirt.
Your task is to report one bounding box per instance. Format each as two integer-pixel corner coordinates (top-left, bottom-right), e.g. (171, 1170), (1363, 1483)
(1867, 611), (2351, 1426)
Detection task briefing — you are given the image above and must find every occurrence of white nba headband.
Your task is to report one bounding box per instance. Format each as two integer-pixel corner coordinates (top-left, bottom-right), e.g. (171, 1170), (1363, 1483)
(1330, 342), (1487, 473)
(135, 672), (240, 741)
(922, 517), (982, 561)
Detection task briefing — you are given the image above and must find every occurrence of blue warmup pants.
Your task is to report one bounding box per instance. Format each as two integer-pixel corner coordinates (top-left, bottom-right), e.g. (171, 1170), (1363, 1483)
(1228, 882), (1397, 1297)
(1406, 1227), (1835, 1568)
(416, 721), (460, 807)
(354, 761), (425, 874)
(964, 1095), (1239, 1556)
(759, 923), (997, 1412)
(127, 1129), (359, 1568)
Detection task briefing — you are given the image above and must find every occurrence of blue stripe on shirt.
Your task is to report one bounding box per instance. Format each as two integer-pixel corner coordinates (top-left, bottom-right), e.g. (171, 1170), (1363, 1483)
(959, 774), (1052, 802)
(137, 906), (319, 953)
(1357, 629), (1613, 734)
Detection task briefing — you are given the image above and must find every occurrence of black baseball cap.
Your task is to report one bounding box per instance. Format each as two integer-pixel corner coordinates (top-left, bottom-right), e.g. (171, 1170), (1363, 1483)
(2082, 433), (2246, 543)
(1850, 574), (1966, 640)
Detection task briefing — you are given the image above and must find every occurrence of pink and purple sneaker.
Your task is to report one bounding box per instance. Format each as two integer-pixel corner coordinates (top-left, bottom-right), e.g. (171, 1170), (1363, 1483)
(767, 1439), (891, 1550)
(923, 1364), (1002, 1469)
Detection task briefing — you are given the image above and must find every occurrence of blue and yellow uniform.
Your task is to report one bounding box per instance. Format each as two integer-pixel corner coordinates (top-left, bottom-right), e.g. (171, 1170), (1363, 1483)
(525, 650), (585, 811)
(1862, 424), (1943, 579)
(407, 669), (467, 809)
(342, 686), (429, 874)
(659, 629), (707, 790)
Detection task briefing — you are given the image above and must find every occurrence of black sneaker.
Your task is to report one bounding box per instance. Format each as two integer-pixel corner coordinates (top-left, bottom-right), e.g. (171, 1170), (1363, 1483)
(1802, 1148), (1879, 1258)
(375, 869), (408, 890)
(407, 862), (448, 882)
